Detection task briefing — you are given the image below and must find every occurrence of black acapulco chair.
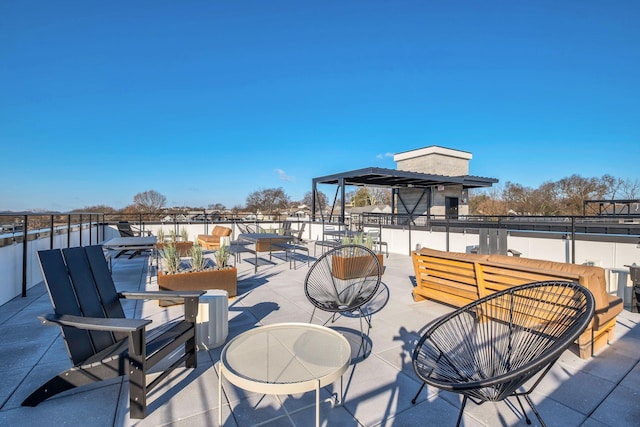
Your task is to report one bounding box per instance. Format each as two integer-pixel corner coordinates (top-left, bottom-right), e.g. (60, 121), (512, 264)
(304, 244), (382, 357)
(22, 245), (204, 419)
(411, 280), (595, 427)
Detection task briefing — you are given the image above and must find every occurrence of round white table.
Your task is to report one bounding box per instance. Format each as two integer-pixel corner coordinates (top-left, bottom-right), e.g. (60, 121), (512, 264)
(218, 322), (351, 426)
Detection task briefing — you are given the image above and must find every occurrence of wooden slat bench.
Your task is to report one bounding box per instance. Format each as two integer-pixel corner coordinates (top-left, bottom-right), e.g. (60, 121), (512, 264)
(412, 248), (624, 359)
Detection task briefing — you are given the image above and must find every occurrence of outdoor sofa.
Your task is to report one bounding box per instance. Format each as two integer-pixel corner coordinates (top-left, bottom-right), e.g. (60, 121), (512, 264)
(197, 225), (232, 250)
(412, 247), (624, 359)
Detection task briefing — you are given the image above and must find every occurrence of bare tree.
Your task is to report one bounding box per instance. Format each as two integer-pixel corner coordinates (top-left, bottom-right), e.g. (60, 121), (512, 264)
(246, 187), (291, 213)
(302, 191), (328, 209)
(470, 174), (640, 216)
(72, 205), (116, 213)
(303, 191), (328, 214)
(620, 178), (640, 198)
(555, 175), (608, 215)
(469, 187), (508, 215)
(369, 187), (392, 205)
(133, 190), (166, 213)
(502, 182), (531, 215)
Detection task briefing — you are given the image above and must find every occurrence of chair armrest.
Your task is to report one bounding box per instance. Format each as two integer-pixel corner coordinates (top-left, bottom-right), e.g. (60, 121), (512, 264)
(119, 290), (203, 322)
(38, 313), (151, 333)
(119, 290), (204, 300)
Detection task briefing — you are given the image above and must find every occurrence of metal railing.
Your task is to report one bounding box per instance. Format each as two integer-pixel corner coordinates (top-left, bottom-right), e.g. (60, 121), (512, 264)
(2, 211), (640, 306)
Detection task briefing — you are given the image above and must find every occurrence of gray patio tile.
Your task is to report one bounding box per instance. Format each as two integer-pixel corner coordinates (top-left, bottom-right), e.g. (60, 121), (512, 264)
(220, 393), (287, 426)
(619, 360), (640, 393)
(367, 321), (408, 356)
(580, 417), (613, 427)
(588, 383), (640, 427)
(534, 369), (617, 416)
(120, 361), (219, 427)
(0, 334), (57, 372)
(37, 334), (69, 365)
(340, 353), (424, 426)
(604, 328), (640, 360)
(577, 346), (638, 384)
(460, 392), (587, 427)
(288, 402), (361, 427)
(0, 382), (121, 427)
(375, 336), (421, 379)
(376, 393), (462, 427)
(0, 368), (30, 407)
(159, 407), (237, 427)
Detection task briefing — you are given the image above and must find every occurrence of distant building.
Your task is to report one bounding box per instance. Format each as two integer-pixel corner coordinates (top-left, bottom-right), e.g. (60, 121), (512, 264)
(394, 146), (482, 218)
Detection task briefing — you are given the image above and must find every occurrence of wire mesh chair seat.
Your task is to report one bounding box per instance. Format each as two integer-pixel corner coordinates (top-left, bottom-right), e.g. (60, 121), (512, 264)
(304, 244), (382, 357)
(411, 280), (595, 427)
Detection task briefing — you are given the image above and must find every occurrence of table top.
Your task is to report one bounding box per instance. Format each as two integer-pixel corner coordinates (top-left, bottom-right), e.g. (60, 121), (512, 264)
(102, 236), (157, 247)
(220, 322), (351, 395)
(324, 230), (361, 237)
(238, 233), (292, 243)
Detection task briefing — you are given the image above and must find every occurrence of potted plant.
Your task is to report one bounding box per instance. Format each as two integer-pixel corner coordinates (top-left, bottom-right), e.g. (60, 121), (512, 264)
(157, 242), (237, 306)
(156, 228), (166, 243)
(331, 236), (384, 280)
(157, 228), (193, 256)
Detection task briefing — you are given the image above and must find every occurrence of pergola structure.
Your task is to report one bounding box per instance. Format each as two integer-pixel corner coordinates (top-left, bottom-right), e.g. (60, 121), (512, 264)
(312, 167), (497, 224)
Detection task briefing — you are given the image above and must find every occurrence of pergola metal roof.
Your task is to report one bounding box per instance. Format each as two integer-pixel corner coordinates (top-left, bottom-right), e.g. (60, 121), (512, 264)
(311, 167), (498, 223)
(312, 167), (498, 189)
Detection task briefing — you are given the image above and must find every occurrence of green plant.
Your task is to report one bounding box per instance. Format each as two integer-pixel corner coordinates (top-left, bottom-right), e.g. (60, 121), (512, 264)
(190, 243), (206, 272)
(342, 233), (373, 249)
(180, 227), (189, 242)
(214, 242), (231, 268)
(157, 228), (165, 242)
(169, 229), (177, 243)
(161, 243), (180, 274)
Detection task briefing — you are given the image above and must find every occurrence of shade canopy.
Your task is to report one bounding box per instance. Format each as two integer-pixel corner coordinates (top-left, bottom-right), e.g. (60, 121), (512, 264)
(311, 167), (497, 223)
(312, 167), (497, 189)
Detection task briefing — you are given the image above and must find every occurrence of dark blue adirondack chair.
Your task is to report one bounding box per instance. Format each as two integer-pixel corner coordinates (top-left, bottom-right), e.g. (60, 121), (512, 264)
(22, 245), (203, 419)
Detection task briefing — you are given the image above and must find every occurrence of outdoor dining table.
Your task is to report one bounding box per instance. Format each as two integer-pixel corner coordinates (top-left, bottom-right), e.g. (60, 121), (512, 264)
(102, 236), (157, 259)
(238, 233), (292, 273)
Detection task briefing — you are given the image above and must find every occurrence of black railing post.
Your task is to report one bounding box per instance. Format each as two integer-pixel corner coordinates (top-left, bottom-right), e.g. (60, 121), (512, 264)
(67, 215), (71, 248)
(50, 215), (54, 249)
(408, 217), (413, 255)
(571, 217), (576, 264)
(22, 215), (28, 297)
(79, 214), (83, 247)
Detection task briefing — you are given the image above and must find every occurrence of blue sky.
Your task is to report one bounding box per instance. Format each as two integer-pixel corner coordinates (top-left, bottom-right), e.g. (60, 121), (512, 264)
(1, 1), (639, 212)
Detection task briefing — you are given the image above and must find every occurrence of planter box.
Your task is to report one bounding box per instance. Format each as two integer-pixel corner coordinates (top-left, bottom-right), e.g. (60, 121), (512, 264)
(158, 267), (237, 306)
(255, 237), (291, 252)
(156, 241), (193, 257)
(331, 253), (384, 280)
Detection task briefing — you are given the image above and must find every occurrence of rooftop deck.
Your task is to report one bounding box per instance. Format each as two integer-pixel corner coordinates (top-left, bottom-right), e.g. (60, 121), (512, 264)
(1, 246), (639, 426)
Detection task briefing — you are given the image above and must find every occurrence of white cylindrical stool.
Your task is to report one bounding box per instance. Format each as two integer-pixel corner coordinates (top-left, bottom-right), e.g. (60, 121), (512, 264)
(196, 290), (229, 351)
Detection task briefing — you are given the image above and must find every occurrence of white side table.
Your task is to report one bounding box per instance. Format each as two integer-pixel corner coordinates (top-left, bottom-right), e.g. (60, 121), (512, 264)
(196, 290), (228, 350)
(218, 322), (351, 426)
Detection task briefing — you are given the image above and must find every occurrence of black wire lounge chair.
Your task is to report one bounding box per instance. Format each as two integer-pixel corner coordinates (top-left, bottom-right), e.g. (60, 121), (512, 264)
(411, 280), (595, 427)
(22, 245), (204, 419)
(304, 244), (382, 357)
